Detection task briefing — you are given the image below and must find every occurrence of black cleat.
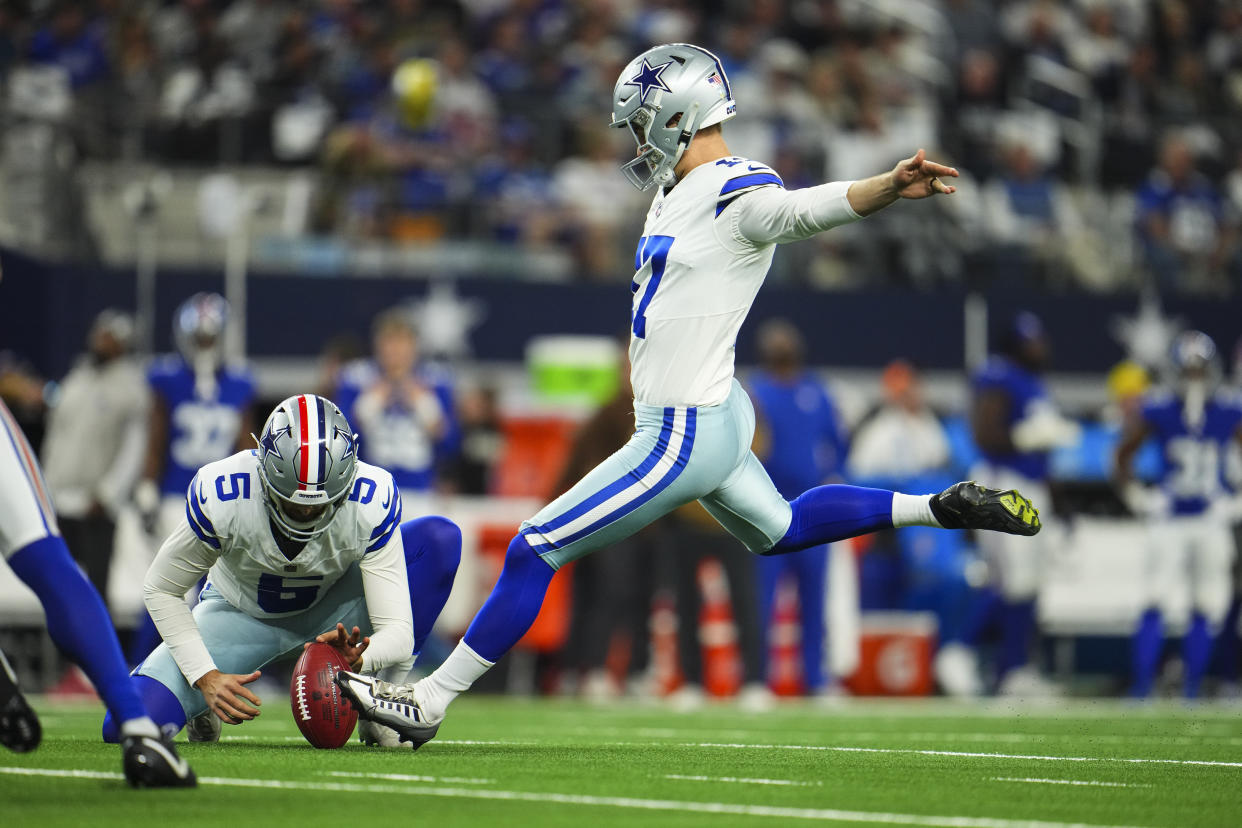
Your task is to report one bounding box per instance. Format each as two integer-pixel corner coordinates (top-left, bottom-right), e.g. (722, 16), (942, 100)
(930, 481), (1041, 536)
(0, 649), (41, 754)
(121, 732), (197, 788)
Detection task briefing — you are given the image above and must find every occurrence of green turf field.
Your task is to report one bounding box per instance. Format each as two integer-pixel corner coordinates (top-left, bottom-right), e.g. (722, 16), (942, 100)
(2, 695), (1240, 827)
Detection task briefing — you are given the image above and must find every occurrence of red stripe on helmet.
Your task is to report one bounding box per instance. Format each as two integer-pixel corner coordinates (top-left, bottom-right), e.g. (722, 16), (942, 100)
(297, 394), (310, 491)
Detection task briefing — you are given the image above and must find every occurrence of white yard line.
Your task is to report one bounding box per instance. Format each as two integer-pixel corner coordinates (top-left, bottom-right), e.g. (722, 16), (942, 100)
(684, 743), (1242, 769)
(989, 778), (1152, 789)
(574, 727), (1242, 748)
(327, 770), (495, 785)
(663, 773), (822, 787)
(0, 766), (1146, 828)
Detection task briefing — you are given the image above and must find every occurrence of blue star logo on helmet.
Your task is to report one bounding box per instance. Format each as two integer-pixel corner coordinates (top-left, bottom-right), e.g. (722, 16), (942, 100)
(260, 422), (291, 460)
(334, 425), (355, 460)
(625, 58), (674, 104)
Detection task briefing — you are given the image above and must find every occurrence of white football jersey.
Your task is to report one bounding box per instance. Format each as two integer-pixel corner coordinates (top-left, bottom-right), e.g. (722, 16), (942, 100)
(629, 157), (786, 407)
(185, 450), (403, 619)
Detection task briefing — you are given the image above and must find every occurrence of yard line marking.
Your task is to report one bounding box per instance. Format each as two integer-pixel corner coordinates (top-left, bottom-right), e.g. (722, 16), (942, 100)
(685, 743), (1242, 769)
(0, 766), (1146, 828)
(575, 727), (1242, 747)
(327, 771), (495, 785)
(990, 778), (1152, 789)
(664, 773), (822, 787)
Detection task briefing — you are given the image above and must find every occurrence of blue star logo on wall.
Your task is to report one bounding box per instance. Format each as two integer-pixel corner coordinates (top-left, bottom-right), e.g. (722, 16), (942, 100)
(260, 422), (291, 460)
(625, 58), (674, 104)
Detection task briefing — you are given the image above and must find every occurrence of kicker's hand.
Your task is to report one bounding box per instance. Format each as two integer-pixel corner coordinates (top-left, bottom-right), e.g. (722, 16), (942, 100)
(309, 622), (370, 671)
(194, 669), (262, 724)
(890, 148), (958, 199)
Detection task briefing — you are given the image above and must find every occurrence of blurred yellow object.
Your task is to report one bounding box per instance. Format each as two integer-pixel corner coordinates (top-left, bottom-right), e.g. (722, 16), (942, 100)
(392, 58), (438, 129)
(1106, 360), (1150, 401)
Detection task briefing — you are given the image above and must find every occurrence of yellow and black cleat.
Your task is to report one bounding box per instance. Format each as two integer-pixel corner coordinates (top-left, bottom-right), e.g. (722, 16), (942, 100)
(930, 481), (1041, 536)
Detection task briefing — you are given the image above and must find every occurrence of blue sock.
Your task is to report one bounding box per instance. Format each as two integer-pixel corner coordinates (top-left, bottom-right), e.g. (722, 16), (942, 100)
(462, 534), (555, 663)
(102, 675), (186, 743)
(997, 599), (1036, 679)
(8, 536), (146, 725)
(1131, 608), (1163, 698)
(1183, 612), (1213, 700)
(400, 516), (463, 658)
(769, 485), (894, 555)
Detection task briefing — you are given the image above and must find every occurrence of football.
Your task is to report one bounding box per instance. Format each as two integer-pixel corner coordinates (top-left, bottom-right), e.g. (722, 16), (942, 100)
(290, 643), (357, 749)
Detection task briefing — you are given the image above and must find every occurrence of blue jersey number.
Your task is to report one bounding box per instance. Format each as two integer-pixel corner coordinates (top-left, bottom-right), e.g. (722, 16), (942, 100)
(256, 573), (324, 613)
(348, 476), (376, 504)
(632, 235), (674, 339)
(215, 472), (251, 501)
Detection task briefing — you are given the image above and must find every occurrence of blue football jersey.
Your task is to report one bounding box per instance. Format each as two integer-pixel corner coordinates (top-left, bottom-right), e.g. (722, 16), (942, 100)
(1140, 389), (1242, 515)
(148, 356), (256, 496)
(971, 356), (1053, 479)
(749, 371), (847, 499)
(333, 361), (458, 494)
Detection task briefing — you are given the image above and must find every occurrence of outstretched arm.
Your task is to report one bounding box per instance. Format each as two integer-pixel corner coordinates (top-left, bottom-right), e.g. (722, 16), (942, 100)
(847, 149), (958, 217)
(731, 149), (959, 246)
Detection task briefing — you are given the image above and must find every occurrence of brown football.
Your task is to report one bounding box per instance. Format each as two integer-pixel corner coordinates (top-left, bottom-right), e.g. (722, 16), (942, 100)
(290, 642), (357, 749)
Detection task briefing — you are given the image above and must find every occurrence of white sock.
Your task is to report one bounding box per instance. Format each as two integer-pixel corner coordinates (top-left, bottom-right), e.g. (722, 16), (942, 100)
(416, 641), (493, 719)
(891, 493), (942, 528)
(119, 716), (160, 739)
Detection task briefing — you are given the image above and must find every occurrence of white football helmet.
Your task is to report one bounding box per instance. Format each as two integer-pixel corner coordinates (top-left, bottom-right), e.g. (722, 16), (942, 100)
(254, 394), (358, 542)
(610, 43), (737, 190)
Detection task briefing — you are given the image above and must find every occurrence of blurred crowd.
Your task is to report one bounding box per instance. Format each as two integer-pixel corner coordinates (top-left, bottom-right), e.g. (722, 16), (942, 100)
(2, 0), (1242, 289)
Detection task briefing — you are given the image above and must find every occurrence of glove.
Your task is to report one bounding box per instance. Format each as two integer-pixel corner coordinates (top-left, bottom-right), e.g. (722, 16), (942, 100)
(1011, 412), (1081, 452)
(134, 479), (161, 535)
(1122, 481), (1169, 519)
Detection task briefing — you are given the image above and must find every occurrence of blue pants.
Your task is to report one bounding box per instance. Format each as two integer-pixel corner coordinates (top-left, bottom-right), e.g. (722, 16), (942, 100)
(757, 545), (829, 692)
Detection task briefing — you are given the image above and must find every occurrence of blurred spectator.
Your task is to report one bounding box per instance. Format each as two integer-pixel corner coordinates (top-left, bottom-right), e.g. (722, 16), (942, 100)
(443, 384), (504, 497)
(40, 310), (145, 608)
(559, 358), (659, 699)
(553, 126), (644, 280)
(27, 2), (109, 90)
(981, 139), (1085, 286)
(665, 502), (770, 710)
(334, 309), (457, 495)
(748, 320), (849, 697)
(848, 360), (949, 481)
(1136, 134), (1234, 294)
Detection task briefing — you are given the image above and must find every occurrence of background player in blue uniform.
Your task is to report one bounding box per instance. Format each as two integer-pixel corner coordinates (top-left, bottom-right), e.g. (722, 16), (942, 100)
(938, 312), (1079, 696)
(1115, 331), (1242, 699)
(135, 292), (256, 531)
(749, 320), (850, 696)
(131, 293), (255, 658)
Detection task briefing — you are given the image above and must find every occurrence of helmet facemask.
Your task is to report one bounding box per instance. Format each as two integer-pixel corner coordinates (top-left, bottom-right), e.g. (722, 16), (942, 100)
(611, 44), (734, 191)
(257, 466), (353, 543)
(613, 99), (699, 191)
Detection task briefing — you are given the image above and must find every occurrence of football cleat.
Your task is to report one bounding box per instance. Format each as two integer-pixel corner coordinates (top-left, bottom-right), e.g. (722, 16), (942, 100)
(0, 649), (41, 753)
(930, 481), (1041, 536)
(185, 710), (221, 743)
(121, 732), (197, 788)
(334, 671), (440, 750)
(357, 718), (411, 749)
